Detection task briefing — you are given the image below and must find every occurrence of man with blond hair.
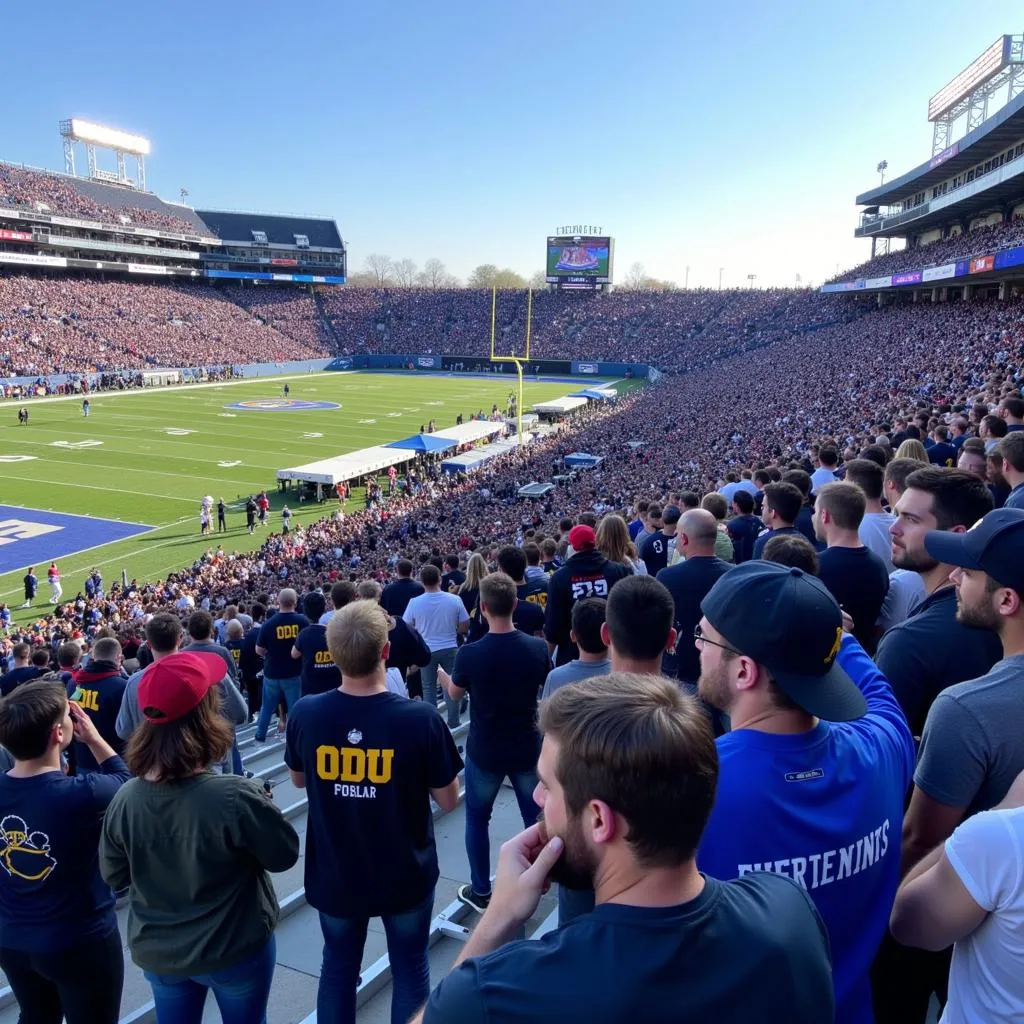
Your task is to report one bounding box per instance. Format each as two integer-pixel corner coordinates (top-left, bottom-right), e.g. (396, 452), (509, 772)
(285, 600), (462, 1024)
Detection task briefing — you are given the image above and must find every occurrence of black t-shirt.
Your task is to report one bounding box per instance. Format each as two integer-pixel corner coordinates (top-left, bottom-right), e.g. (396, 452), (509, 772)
(656, 557), (732, 682)
(23, 574), (37, 597)
(239, 627), (264, 681)
(452, 631), (549, 773)
(0, 756), (131, 953)
(380, 578), (425, 618)
(927, 442), (958, 467)
(727, 515), (764, 564)
(875, 586), (1002, 736)
(386, 618), (432, 676)
(294, 624), (341, 697)
(441, 570), (466, 593)
(0, 666), (44, 697)
(68, 665), (127, 773)
(545, 552), (630, 665)
(284, 690), (463, 917)
(258, 611), (309, 679)
(519, 575), (549, 609)
(223, 638), (243, 673)
(817, 546), (890, 654)
(467, 585), (546, 640)
(639, 531), (671, 576)
(423, 874), (833, 1023)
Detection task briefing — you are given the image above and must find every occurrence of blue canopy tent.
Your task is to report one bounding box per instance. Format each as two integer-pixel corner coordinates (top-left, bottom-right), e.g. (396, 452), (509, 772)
(563, 452), (604, 469)
(386, 434), (455, 454)
(569, 389), (616, 401)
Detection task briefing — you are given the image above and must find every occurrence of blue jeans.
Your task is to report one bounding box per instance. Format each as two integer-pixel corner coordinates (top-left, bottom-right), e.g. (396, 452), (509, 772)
(144, 934), (275, 1024)
(317, 890), (434, 1024)
(421, 647), (458, 727)
(464, 755), (539, 896)
(230, 738), (243, 775)
(254, 676), (300, 741)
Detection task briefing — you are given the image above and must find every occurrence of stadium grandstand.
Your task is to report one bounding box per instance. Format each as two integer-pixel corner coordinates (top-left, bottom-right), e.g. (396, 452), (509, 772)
(3, 45), (1024, 1024)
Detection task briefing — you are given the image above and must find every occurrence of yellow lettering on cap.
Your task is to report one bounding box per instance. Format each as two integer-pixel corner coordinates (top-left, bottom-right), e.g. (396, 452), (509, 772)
(825, 626), (842, 666)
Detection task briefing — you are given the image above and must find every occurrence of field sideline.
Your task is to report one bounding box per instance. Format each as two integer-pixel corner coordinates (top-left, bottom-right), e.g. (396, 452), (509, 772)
(0, 371), (602, 624)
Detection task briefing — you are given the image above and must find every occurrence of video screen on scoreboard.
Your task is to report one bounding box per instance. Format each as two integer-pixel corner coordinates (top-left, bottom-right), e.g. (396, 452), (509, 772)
(546, 236), (612, 285)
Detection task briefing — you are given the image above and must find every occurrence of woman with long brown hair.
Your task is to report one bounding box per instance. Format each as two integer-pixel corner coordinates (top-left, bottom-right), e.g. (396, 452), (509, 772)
(596, 514), (647, 574)
(100, 652), (299, 1024)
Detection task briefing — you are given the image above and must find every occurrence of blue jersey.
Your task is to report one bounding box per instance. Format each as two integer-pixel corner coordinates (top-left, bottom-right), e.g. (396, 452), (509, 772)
(697, 636), (915, 1024)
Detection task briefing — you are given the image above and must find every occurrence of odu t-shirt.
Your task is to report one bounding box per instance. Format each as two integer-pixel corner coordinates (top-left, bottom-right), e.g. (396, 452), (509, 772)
(423, 874), (833, 1023)
(258, 611), (309, 678)
(284, 689), (463, 918)
(293, 624), (341, 697)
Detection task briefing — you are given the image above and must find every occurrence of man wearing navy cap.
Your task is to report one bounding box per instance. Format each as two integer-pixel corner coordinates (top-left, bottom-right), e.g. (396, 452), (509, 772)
(695, 561), (914, 1024)
(902, 507), (1024, 874)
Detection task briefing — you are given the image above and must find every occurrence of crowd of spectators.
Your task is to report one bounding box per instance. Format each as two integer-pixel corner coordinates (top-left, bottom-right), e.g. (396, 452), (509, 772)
(835, 214), (1024, 283)
(2, 283), (1024, 1022)
(0, 274), (326, 377)
(0, 163), (201, 235)
(320, 285), (859, 371)
(223, 285), (334, 349)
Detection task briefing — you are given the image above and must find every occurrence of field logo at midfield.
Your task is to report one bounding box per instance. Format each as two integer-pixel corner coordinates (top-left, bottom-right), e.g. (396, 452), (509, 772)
(50, 440), (103, 449)
(0, 505), (153, 575)
(226, 398), (340, 412)
(0, 455), (37, 463)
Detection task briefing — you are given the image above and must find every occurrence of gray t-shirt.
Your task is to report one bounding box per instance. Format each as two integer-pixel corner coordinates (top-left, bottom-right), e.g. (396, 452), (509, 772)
(541, 658), (611, 698)
(915, 654), (1024, 815)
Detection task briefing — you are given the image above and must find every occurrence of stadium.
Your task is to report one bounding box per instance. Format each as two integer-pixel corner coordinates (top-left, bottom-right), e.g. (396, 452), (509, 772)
(1, 26), (1024, 1024)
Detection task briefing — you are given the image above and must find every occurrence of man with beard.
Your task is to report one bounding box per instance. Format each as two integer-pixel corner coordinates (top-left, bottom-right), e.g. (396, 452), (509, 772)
(874, 468), (999, 738)
(414, 674), (835, 1024)
(694, 561), (914, 1024)
(890, 511), (1024, 1022)
(887, 509), (1024, 1024)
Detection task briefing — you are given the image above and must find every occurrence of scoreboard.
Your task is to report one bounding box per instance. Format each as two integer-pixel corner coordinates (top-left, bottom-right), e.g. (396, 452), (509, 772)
(545, 235), (614, 290)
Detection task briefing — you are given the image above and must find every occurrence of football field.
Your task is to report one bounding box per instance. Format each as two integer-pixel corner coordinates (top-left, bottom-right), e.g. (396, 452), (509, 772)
(0, 370), (588, 623)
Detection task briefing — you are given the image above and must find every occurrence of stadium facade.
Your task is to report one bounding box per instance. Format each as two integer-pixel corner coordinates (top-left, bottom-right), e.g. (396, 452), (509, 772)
(0, 160), (346, 286)
(824, 33), (1024, 297)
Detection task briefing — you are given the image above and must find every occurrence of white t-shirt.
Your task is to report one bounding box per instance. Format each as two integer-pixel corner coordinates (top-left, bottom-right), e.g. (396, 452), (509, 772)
(319, 611), (335, 626)
(858, 511), (896, 573)
(385, 667), (408, 698)
(810, 467), (838, 494)
(403, 591), (469, 652)
(941, 807), (1024, 1024)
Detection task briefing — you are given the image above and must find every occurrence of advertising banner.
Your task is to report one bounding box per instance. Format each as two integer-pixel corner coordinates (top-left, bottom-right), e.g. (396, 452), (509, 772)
(865, 276), (893, 288)
(0, 229), (33, 242)
(575, 362), (599, 374)
(128, 263), (171, 274)
(969, 255), (995, 274)
(994, 245), (1024, 270)
(922, 264), (957, 282)
(0, 252), (67, 268)
(892, 271), (923, 286)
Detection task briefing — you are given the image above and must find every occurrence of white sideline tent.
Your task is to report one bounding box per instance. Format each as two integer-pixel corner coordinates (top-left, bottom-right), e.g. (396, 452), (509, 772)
(533, 396), (588, 416)
(277, 445), (416, 486)
(432, 422), (505, 444)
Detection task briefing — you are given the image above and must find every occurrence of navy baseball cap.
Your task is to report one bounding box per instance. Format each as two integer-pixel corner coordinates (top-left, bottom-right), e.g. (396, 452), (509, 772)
(700, 561), (866, 722)
(923, 507), (1024, 593)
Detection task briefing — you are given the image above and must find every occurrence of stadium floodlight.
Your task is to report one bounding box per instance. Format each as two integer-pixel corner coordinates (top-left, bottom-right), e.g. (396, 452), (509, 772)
(65, 119), (151, 156)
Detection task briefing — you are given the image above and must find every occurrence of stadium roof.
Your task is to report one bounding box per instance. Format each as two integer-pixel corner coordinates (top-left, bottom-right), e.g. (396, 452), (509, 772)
(856, 89), (1024, 206)
(195, 209), (343, 249)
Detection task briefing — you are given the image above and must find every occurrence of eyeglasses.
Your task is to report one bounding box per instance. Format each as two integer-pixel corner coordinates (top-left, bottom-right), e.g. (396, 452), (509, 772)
(693, 623), (743, 657)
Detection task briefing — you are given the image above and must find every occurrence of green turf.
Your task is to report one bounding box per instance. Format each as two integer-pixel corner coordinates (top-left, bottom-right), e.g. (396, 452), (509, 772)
(0, 371), (595, 624)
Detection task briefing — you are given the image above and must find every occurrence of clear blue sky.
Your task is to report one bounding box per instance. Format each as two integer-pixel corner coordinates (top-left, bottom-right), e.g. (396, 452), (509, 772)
(2, 1), (1022, 287)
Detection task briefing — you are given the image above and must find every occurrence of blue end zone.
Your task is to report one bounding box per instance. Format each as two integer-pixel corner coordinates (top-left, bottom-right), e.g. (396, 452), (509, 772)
(0, 506), (153, 574)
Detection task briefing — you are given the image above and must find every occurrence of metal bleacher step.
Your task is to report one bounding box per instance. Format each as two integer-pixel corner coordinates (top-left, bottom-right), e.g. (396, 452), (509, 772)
(0, 704), (558, 1024)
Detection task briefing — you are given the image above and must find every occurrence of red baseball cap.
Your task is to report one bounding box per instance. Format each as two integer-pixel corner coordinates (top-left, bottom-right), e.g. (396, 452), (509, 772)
(138, 652), (225, 725)
(568, 525), (596, 550)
